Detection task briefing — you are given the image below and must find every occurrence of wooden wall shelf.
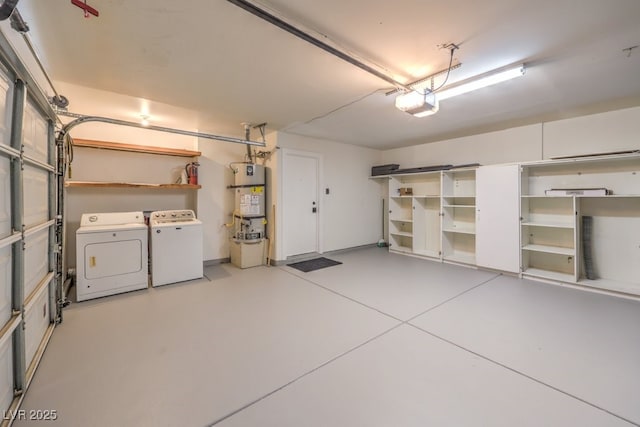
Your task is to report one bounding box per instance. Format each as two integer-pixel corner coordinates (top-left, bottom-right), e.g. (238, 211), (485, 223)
(72, 138), (201, 157)
(65, 181), (201, 189)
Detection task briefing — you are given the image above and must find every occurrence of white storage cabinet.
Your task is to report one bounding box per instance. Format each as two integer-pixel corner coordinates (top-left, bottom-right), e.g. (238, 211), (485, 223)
(441, 169), (477, 265)
(388, 172), (441, 258)
(520, 154), (640, 295)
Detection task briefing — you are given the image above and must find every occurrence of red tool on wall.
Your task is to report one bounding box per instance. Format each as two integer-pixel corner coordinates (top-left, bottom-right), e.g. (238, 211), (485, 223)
(71, 0), (99, 18)
(185, 162), (200, 185)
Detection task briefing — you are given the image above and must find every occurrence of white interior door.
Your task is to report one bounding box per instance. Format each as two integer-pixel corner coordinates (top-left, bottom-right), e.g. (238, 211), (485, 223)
(476, 164), (521, 273)
(283, 150), (320, 257)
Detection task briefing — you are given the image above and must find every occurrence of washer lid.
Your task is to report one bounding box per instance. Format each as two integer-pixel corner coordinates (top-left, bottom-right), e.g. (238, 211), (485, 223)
(80, 211), (145, 227)
(77, 222), (148, 234)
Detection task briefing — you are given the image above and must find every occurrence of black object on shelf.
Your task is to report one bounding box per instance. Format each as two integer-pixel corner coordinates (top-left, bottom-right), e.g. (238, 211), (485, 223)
(371, 164), (400, 176)
(393, 164), (453, 174)
(582, 216), (596, 280)
(450, 163), (481, 169)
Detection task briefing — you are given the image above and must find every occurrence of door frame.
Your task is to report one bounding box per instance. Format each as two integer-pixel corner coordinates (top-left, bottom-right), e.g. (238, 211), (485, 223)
(279, 148), (323, 259)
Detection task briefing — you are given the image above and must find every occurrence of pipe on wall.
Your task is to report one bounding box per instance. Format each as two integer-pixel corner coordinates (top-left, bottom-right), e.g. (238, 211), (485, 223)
(57, 112), (267, 147)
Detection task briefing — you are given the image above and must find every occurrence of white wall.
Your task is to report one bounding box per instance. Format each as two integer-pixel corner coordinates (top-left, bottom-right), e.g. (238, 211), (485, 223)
(272, 133), (383, 261)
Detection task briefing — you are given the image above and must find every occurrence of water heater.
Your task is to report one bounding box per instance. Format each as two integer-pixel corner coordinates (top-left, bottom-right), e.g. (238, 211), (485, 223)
(232, 163), (265, 241)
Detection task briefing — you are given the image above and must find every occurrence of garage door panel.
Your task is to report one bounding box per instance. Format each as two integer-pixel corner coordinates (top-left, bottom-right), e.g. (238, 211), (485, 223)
(0, 156), (9, 239)
(23, 165), (49, 228)
(25, 288), (49, 369)
(0, 72), (11, 147)
(0, 337), (13, 413)
(0, 43), (55, 413)
(24, 228), (49, 301)
(0, 246), (10, 327)
(22, 102), (48, 164)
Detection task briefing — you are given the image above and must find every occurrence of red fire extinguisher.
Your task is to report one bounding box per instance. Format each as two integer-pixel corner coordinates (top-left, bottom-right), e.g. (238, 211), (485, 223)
(185, 162), (199, 185)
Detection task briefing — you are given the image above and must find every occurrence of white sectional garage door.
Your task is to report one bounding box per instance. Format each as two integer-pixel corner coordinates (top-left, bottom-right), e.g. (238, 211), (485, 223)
(0, 57), (57, 417)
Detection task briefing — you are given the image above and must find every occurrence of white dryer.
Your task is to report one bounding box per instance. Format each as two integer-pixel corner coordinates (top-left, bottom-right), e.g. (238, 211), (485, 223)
(150, 210), (203, 287)
(76, 211), (149, 301)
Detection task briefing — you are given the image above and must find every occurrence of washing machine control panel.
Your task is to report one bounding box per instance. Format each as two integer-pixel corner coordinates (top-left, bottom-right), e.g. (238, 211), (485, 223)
(151, 210), (197, 223)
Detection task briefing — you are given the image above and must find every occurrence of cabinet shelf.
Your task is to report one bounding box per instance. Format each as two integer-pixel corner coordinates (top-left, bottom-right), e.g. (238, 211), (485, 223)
(443, 194), (475, 198)
(389, 218), (412, 223)
(521, 221), (574, 229)
(443, 226), (475, 235)
(65, 181), (201, 189)
(72, 138), (201, 157)
(390, 245), (412, 254)
(390, 231), (413, 238)
(443, 204), (476, 208)
(522, 244), (575, 256)
(521, 195), (573, 198)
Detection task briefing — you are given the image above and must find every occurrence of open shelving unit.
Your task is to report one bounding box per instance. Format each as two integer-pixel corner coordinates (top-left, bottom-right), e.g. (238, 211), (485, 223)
(65, 181), (201, 189)
(66, 139), (201, 190)
(72, 139), (201, 157)
(387, 171), (441, 258)
(520, 154), (640, 296)
(383, 167), (477, 264)
(520, 195), (577, 281)
(441, 169), (477, 265)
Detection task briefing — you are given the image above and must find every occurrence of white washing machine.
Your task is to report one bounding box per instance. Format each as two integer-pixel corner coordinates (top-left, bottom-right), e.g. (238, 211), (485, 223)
(150, 209), (203, 287)
(76, 211), (149, 302)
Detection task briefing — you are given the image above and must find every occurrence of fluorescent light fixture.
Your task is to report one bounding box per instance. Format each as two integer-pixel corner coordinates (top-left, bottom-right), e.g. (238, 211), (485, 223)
(436, 64), (525, 101)
(395, 90), (439, 117)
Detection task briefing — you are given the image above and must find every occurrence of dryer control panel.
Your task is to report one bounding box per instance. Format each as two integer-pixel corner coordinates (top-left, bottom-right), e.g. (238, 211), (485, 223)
(151, 210), (197, 224)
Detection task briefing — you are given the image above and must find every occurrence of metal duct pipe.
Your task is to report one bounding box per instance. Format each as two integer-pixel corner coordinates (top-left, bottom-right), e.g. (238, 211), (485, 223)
(226, 0), (410, 91)
(0, 0), (19, 20)
(57, 111), (266, 147)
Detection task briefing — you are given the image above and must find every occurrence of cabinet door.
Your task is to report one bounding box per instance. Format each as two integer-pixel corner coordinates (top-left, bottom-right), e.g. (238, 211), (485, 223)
(476, 164), (520, 272)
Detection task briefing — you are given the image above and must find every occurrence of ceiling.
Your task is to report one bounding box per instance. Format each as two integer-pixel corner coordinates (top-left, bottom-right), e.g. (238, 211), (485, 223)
(14, 0), (640, 149)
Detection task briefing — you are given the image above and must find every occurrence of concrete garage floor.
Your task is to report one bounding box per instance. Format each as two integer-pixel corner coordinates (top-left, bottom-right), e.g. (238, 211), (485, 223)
(15, 247), (640, 426)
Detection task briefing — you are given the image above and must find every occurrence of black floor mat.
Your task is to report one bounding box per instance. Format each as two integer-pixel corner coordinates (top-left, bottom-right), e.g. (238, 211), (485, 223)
(287, 257), (342, 272)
